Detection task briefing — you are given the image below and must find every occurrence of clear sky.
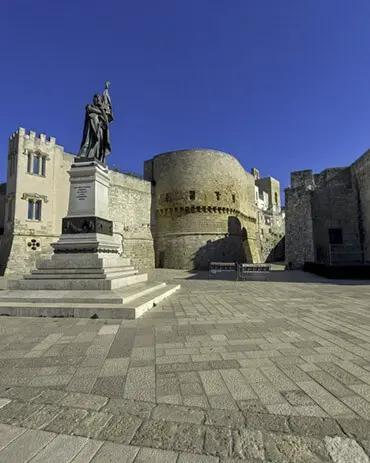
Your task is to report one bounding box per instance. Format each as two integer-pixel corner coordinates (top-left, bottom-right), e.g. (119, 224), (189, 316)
(2, 0), (370, 202)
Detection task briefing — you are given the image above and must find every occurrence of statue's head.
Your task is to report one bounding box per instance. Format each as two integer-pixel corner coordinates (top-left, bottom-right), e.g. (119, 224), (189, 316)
(93, 93), (102, 105)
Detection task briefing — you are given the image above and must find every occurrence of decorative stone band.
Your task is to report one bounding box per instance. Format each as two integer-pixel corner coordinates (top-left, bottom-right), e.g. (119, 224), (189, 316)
(157, 206), (257, 223)
(21, 193), (49, 203)
(62, 216), (113, 236)
(54, 247), (117, 254)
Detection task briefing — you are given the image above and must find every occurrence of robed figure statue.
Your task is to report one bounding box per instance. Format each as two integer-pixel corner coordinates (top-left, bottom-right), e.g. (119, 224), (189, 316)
(77, 81), (114, 164)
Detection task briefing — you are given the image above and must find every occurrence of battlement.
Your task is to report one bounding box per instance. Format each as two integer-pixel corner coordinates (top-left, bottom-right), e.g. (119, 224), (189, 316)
(9, 128), (57, 146)
(290, 170), (315, 190)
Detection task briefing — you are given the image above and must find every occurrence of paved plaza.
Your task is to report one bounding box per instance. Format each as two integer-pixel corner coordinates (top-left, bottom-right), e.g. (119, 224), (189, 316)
(0, 267), (370, 461)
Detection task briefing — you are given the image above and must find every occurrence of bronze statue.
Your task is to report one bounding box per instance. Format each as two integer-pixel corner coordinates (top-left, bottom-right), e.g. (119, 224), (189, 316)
(77, 81), (114, 164)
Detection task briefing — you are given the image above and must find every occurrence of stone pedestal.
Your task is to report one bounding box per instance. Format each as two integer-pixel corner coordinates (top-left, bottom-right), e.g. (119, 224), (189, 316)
(51, 160), (119, 255)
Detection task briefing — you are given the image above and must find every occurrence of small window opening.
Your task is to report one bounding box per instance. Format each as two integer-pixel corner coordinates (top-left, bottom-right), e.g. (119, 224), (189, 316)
(329, 228), (343, 245)
(189, 190), (195, 200)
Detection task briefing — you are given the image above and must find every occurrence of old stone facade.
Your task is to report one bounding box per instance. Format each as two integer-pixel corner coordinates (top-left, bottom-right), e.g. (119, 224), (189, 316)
(0, 128), (154, 275)
(0, 128), (285, 275)
(144, 150), (284, 270)
(285, 149), (370, 269)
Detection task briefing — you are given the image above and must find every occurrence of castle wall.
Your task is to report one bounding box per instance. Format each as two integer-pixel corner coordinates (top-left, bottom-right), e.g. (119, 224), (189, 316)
(311, 168), (361, 264)
(258, 209), (285, 262)
(145, 149), (261, 269)
(285, 167), (362, 268)
(285, 171), (315, 269)
(351, 150), (370, 262)
(108, 171), (154, 270)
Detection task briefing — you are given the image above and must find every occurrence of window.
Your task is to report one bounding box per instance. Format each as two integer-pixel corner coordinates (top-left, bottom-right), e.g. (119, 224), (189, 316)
(165, 193), (170, 202)
(274, 192), (278, 204)
(28, 199), (33, 219)
(329, 228), (343, 245)
(232, 194), (236, 203)
(27, 199), (42, 221)
(27, 153), (32, 173)
(215, 192), (220, 200)
(189, 190), (195, 200)
(33, 155), (40, 175)
(41, 157), (46, 176)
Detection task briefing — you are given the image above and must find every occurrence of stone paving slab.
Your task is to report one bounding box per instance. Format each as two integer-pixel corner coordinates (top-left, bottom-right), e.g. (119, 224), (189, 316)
(0, 268), (370, 460)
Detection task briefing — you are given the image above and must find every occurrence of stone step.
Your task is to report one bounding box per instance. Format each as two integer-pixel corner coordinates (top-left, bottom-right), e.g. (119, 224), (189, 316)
(36, 256), (131, 270)
(24, 269), (139, 280)
(9, 273), (148, 291)
(0, 284), (181, 319)
(0, 281), (167, 304)
(29, 266), (135, 275)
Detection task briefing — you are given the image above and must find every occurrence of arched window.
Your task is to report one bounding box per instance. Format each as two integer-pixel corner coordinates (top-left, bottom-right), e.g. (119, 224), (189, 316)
(274, 192), (278, 204)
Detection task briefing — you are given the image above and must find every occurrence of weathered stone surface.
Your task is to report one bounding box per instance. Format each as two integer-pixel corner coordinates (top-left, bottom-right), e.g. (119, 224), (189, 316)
(72, 411), (113, 439)
(152, 404), (205, 424)
(97, 413), (142, 444)
(2, 387), (42, 401)
(31, 389), (68, 405)
(237, 399), (269, 415)
(0, 400), (43, 425)
(264, 433), (331, 462)
(337, 418), (370, 440)
(131, 419), (179, 450)
(60, 392), (108, 410)
(231, 428), (265, 461)
(172, 422), (206, 453)
(44, 407), (88, 434)
(204, 426), (232, 458)
(325, 436), (369, 463)
(205, 409), (245, 428)
(289, 416), (344, 438)
(102, 398), (155, 418)
(22, 405), (62, 430)
(245, 412), (290, 434)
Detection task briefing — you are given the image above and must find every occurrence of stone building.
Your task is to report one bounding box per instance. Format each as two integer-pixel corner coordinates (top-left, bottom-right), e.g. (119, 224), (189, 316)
(0, 128), (284, 275)
(285, 148), (370, 269)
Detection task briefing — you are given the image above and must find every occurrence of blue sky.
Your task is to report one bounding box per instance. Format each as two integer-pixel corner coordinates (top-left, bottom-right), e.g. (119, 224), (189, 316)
(2, 0), (370, 201)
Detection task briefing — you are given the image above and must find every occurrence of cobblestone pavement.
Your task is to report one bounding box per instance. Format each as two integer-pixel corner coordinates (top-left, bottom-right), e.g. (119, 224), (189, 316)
(0, 268), (370, 461)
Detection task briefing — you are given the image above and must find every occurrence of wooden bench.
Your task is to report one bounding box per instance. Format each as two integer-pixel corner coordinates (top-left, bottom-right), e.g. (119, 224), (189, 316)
(237, 263), (271, 281)
(208, 262), (237, 279)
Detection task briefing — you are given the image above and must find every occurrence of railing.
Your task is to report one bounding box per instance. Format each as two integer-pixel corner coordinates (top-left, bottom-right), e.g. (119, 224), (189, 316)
(237, 263), (271, 281)
(208, 262), (237, 279)
(208, 262), (271, 281)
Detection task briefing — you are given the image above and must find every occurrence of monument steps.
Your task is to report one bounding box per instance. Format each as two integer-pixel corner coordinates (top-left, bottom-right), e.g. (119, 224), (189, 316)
(29, 265), (136, 275)
(37, 257), (132, 270)
(24, 269), (139, 280)
(0, 154), (180, 318)
(9, 272), (148, 291)
(0, 281), (167, 304)
(0, 283), (180, 319)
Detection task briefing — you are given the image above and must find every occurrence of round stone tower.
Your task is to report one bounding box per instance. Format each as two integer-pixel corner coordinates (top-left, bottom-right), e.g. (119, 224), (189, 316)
(144, 149), (260, 269)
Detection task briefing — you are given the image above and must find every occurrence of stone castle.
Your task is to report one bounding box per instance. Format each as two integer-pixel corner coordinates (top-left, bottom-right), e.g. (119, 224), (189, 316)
(285, 148), (370, 269)
(0, 128), (285, 276)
